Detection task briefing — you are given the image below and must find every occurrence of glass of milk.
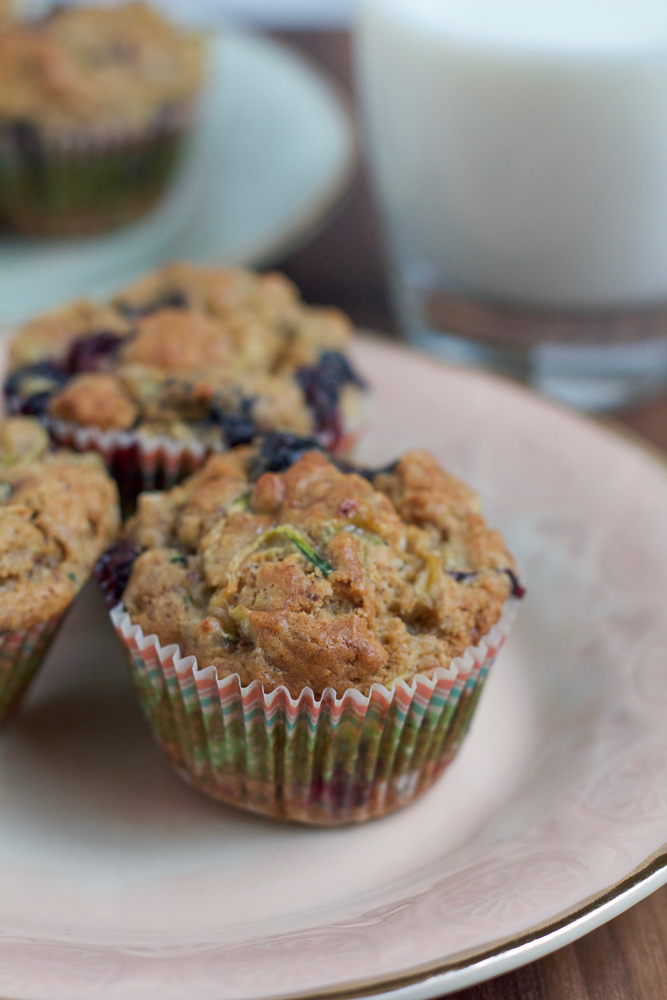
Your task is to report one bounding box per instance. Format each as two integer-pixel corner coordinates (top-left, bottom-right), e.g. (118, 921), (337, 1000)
(355, 0), (667, 409)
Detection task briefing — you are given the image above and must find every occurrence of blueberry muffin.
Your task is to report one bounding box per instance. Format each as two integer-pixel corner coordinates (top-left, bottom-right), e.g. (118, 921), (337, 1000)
(0, 417), (120, 723)
(0, 2), (204, 234)
(106, 442), (521, 823)
(4, 263), (367, 508)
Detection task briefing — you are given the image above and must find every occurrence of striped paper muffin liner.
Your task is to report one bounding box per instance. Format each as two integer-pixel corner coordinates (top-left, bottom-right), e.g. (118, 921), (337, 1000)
(111, 598), (519, 825)
(49, 417), (210, 514)
(0, 104), (193, 237)
(0, 612), (65, 726)
(49, 410), (366, 516)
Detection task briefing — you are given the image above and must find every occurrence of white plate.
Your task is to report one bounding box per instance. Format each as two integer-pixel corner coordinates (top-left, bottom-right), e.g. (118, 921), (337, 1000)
(0, 32), (354, 325)
(2, 336), (667, 1000)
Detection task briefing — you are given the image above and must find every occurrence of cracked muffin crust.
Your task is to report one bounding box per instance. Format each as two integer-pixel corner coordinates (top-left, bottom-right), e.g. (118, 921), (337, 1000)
(113, 446), (517, 698)
(0, 417), (120, 631)
(5, 262), (367, 455)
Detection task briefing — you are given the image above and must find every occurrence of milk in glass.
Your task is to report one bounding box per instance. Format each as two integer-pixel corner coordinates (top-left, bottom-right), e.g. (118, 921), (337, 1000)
(356, 0), (667, 407)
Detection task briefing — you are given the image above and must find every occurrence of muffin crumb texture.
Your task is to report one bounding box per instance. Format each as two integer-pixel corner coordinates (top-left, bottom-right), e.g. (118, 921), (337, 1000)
(122, 448), (515, 697)
(0, 419), (119, 631)
(6, 262), (365, 455)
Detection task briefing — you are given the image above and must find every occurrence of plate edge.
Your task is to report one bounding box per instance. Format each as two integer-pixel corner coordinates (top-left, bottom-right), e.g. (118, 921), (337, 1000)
(2, 845), (665, 1000)
(226, 32), (357, 268)
(265, 843), (667, 1000)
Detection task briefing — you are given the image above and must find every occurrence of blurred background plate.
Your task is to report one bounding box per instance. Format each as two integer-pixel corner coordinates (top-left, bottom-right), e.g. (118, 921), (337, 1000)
(0, 31), (355, 326)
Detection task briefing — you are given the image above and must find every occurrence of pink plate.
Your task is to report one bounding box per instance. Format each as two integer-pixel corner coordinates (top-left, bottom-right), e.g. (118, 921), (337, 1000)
(1, 336), (667, 1000)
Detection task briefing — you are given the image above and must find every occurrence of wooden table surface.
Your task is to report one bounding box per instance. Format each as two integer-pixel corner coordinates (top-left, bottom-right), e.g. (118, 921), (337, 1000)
(270, 29), (667, 1000)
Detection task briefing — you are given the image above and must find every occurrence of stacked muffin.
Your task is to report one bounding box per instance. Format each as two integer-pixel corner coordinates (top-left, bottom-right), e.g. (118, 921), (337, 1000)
(0, 1), (204, 234)
(5, 262), (367, 507)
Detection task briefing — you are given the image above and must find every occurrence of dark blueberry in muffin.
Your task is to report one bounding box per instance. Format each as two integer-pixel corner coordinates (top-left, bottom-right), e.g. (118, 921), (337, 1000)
(296, 351), (366, 449)
(320, 351), (366, 389)
(341, 457), (399, 482)
(117, 290), (188, 319)
(4, 360), (68, 415)
(4, 360), (67, 396)
(447, 570), (477, 582)
(19, 391), (53, 417)
(209, 397), (257, 449)
(445, 567), (525, 596)
(66, 331), (125, 374)
(251, 432), (325, 478)
(504, 568), (526, 598)
(94, 539), (138, 609)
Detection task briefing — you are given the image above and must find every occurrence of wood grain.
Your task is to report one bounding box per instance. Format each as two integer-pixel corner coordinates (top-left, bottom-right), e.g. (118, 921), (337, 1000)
(270, 27), (667, 1000)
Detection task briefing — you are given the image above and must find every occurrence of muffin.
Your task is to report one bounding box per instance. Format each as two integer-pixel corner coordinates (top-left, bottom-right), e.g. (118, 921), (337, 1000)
(0, 2), (204, 235)
(102, 443), (522, 824)
(0, 416), (120, 724)
(4, 262), (367, 509)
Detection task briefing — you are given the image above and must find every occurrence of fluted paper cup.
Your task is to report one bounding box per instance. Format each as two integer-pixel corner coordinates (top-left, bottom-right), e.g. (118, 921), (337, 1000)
(49, 407), (367, 515)
(0, 104), (193, 237)
(111, 598), (519, 825)
(0, 612), (65, 725)
(49, 417), (208, 513)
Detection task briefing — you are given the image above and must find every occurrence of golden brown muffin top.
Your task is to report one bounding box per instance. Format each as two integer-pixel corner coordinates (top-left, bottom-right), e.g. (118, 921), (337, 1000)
(121, 448), (516, 697)
(0, 414), (49, 466)
(9, 263), (353, 378)
(111, 261), (353, 373)
(49, 372), (139, 432)
(7, 262), (363, 453)
(0, 2), (204, 134)
(8, 300), (129, 372)
(0, 417), (120, 631)
(120, 308), (234, 371)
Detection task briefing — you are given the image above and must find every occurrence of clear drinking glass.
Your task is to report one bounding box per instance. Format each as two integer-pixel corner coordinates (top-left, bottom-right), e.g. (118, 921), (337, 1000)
(354, 0), (667, 410)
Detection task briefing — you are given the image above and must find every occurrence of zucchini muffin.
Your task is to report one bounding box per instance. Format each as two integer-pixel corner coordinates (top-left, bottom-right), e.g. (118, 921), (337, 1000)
(0, 2), (204, 234)
(106, 443), (521, 823)
(0, 416), (120, 723)
(4, 262), (367, 508)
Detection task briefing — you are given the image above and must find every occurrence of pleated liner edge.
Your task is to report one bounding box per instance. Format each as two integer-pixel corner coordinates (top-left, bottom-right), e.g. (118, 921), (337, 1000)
(0, 612), (66, 725)
(112, 598), (519, 825)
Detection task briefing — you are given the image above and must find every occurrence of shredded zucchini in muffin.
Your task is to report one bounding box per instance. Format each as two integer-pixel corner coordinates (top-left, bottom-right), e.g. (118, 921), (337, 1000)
(111, 446), (518, 697)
